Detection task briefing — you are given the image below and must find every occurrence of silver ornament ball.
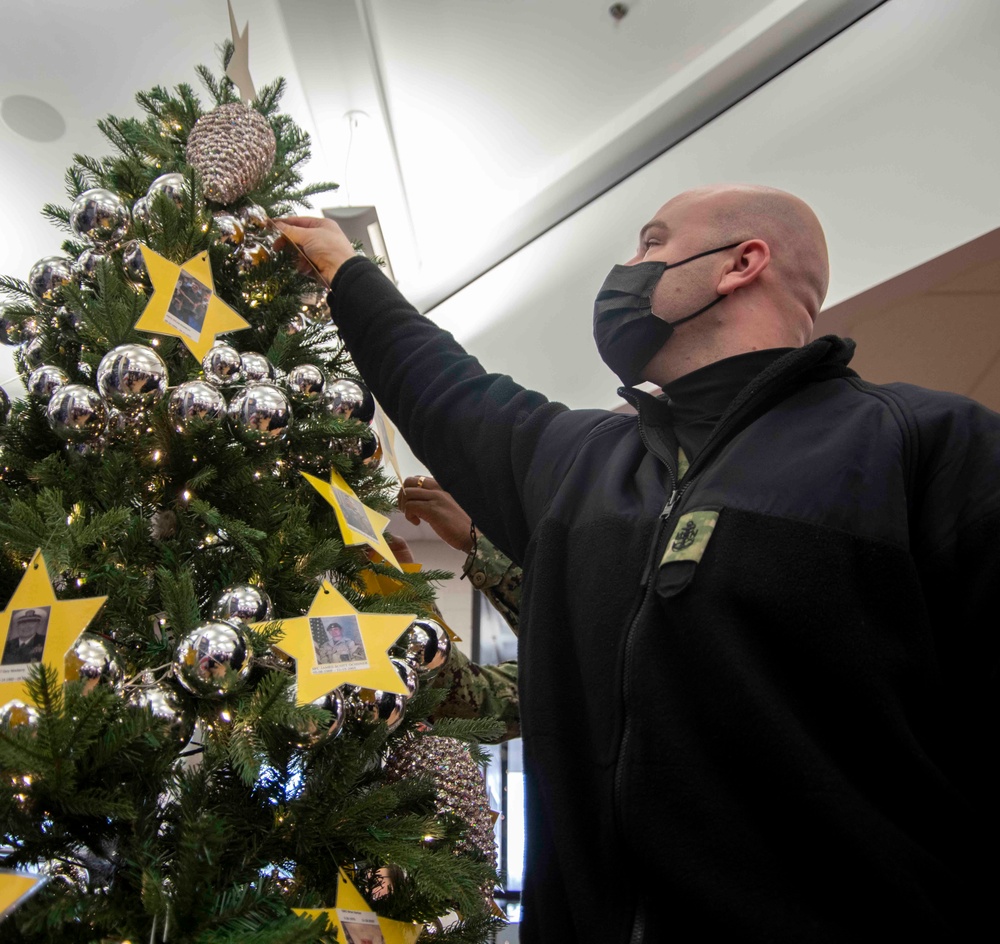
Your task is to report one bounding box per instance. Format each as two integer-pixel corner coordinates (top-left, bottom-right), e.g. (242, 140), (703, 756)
(27, 364), (69, 400)
(212, 212), (245, 247)
(0, 386), (10, 423)
(239, 204), (269, 231)
(147, 172), (189, 207)
(120, 240), (148, 284)
(202, 342), (243, 385)
(299, 292), (332, 324)
(365, 688), (407, 733)
(0, 700), (41, 729)
(397, 618), (451, 679)
(391, 657), (420, 698)
(0, 300), (24, 344)
(66, 633), (120, 693)
(46, 384), (107, 442)
(294, 687), (347, 747)
(69, 188), (130, 245)
(227, 382), (293, 445)
(22, 336), (46, 370)
(73, 247), (108, 280)
(28, 255), (74, 301)
(285, 364), (325, 399)
(173, 620), (253, 696)
(323, 378), (374, 423)
(239, 352), (273, 383)
(97, 343), (168, 411)
(167, 380), (226, 431)
(212, 584), (273, 623)
(131, 683), (195, 747)
(132, 195), (152, 227)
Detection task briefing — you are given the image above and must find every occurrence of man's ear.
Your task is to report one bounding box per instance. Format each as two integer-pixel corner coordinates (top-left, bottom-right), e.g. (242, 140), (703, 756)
(717, 239), (770, 295)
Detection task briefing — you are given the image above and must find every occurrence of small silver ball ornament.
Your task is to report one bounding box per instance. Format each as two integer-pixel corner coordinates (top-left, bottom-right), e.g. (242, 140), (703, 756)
(147, 172), (189, 207)
(239, 204), (269, 231)
(239, 352), (273, 383)
(132, 195), (152, 227)
(0, 300), (23, 344)
(397, 618), (451, 678)
(212, 584), (273, 623)
(65, 633), (120, 694)
(363, 688), (407, 733)
(28, 255), (74, 301)
(120, 240), (148, 284)
(227, 382), (293, 445)
(97, 343), (168, 411)
(294, 687), (347, 747)
(131, 683), (195, 747)
(202, 342), (243, 385)
(212, 213), (245, 247)
(0, 386), (10, 423)
(0, 700), (41, 728)
(299, 292), (332, 324)
(73, 247), (108, 280)
(391, 657), (420, 698)
(46, 384), (107, 442)
(69, 188), (130, 246)
(26, 364), (69, 400)
(167, 380), (226, 431)
(323, 379), (374, 423)
(285, 364), (325, 399)
(22, 336), (46, 370)
(173, 620), (253, 696)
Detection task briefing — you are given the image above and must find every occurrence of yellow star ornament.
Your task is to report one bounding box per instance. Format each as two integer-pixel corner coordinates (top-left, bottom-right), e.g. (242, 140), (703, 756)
(293, 869), (421, 944)
(252, 582), (414, 704)
(0, 871), (46, 924)
(0, 550), (107, 710)
(134, 246), (250, 361)
(301, 469), (403, 571)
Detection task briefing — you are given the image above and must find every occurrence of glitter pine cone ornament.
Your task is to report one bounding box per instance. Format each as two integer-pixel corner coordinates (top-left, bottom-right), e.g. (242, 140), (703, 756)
(384, 735), (498, 874)
(186, 102), (277, 205)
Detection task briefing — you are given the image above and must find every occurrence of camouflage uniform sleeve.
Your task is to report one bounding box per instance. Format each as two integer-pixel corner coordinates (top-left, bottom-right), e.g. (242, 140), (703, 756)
(462, 535), (522, 634)
(427, 644), (520, 742)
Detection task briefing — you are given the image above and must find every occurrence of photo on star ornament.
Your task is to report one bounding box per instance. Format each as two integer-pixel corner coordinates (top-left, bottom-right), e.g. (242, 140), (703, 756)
(164, 269), (212, 341)
(0, 606), (50, 681)
(309, 615), (369, 674)
(339, 911), (386, 944)
(333, 487), (380, 542)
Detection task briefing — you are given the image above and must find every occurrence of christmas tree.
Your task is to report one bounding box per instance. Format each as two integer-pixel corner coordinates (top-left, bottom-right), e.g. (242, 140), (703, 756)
(0, 37), (503, 944)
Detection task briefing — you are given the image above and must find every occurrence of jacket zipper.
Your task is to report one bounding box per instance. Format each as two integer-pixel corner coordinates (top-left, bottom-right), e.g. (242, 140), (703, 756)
(613, 345), (835, 943)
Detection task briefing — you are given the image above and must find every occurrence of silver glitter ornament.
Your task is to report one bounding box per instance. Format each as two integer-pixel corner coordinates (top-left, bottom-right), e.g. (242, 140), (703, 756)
(293, 687), (347, 747)
(173, 620), (253, 696)
(202, 342), (243, 385)
(22, 336), (45, 370)
(97, 343), (168, 411)
(28, 255), (74, 301)
(285, 363), (325, 399)
(0, 386), (10, 423)
(323, 379), (375, 423)
(212, 212), (245, 248)
(69, 188), (130, 246)
(73, 247), (107, 280)
(385, 735), (497, 870)
(0, 700), (41, 728)
(26, 364), (69, 400)
(132, 195), (152, 227)
(46, 384), (107, 442)
(227, 382), (293, 445)
(130, 682), (194, 747)
(186, 102), (277, 204)
(120, 240), (148, 284)
(396, 618), (451, 679)
(167, 380), (226, 431)
(239, 351), (273, 382)
(147, 172), (189, 208)
(212, 584), (273, 623)
(65, 633), (120, 694)
(239, 204), (269, 231)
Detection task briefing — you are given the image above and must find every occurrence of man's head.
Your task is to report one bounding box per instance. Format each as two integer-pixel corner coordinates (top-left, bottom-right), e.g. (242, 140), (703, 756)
(328, 622), (344, 640)
(10, 609), (43, 641)
(604, 184), (830, 385)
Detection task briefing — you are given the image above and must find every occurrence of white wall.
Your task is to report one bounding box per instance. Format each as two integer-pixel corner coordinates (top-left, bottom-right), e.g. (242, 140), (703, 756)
(404, 537), (474, 661)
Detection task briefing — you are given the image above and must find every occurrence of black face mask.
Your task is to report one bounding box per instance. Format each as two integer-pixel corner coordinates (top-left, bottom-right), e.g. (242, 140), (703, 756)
(593, 241), (742, 386)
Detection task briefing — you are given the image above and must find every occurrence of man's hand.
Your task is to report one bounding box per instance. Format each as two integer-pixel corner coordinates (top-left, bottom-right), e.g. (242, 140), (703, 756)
(397, 476), (475, 553)
(273, 216), (356, 286)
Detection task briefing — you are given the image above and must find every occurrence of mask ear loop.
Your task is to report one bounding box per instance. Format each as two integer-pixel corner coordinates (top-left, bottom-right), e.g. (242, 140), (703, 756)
(656, 240), (745, 326)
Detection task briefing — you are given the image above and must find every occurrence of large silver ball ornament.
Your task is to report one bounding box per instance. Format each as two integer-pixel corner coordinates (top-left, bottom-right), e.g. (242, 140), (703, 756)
(239, 352), (273, 383)
(227, 382), (293, 445)
(173, 620), (253, 696)
(131, 683), (195, 747)
(69, 188), (130, 245)
(147, 172), (189, 208)
(391, 657), (420, 698)
(120, 240), (148, 284)
(28, 255), (74, 301)
(239, 204), (269, 231)
(323, 378), (375, 423)
(238, 240), (272, 273)
(0, 700), (41, 729)
(202, 343), (243, 385)
(26, 364), (69, 400)
(365, 688), (407, 733)
(397, 618), (451, 679)
(73, 247), (107, 280)
(46, 384), (107, 442)
(285, 364), (326, 400)
(212, 584), (273, 623)
(293, 687), (347, 747)
(212, 213), (245, 248)
(97, 343), (168, 411)
(65, 633), (120, 694)
(167, 380), (226, 431)
(360, 430), (382, 467)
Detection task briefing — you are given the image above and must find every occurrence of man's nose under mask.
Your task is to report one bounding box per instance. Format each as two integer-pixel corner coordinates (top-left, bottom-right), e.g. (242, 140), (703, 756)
(592, 242), (741, 386)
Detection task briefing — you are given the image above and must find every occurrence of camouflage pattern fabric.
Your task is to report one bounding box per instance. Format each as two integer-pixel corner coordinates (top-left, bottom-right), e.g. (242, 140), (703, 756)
(427, 535), (523, 741)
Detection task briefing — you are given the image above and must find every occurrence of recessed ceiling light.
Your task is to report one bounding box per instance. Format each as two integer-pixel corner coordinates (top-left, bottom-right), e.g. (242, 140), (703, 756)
(1, 95), (66, 143)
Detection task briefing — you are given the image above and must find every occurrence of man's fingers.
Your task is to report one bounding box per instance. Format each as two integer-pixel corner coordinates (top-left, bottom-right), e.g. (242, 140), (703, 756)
(275, 215), (332, 230)
(401, 475), (441, 491)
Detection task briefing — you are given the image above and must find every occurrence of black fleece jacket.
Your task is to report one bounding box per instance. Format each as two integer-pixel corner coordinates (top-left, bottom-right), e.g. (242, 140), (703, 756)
(328, 257), (1000, 943)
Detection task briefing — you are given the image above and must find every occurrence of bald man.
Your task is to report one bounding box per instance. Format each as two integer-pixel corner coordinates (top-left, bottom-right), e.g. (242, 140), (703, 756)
(278, 186), (1000, 943)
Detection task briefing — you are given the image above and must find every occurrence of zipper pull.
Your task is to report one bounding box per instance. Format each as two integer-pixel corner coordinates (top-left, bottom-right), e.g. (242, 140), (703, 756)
(661, 489), (678, 519)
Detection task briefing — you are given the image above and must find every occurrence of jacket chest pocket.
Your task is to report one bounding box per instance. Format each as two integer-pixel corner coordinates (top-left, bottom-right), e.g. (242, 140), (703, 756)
(656, 507), (721, 599)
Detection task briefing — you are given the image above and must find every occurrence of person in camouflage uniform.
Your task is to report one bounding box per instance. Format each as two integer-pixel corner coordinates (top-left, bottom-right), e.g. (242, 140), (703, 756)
(395, 475), (521, 742)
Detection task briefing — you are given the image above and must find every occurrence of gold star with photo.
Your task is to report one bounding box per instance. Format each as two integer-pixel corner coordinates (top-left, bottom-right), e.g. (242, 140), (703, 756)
(358, 563), (461, 644)
(293, 868), (421, 944)
(134, 246), (250, 362)
(251, 581), (414, 704)
(0, 550), (107, 711)
(301, 468), (403, 571)
(0, 870), (46, 924)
